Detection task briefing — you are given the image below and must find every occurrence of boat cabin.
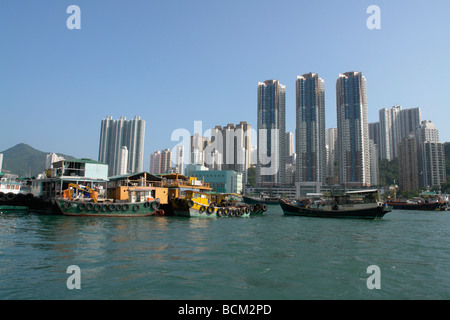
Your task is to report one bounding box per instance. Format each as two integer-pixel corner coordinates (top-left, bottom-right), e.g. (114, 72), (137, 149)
(31, 159), (109, 200)
(0, 175), (22, 195)
(184, 190), (212, 207)
(107, 172), (168, 204)
(344, 189), (380, 204)
(210, 193), (240, 206)
(160, 173), (211, 200)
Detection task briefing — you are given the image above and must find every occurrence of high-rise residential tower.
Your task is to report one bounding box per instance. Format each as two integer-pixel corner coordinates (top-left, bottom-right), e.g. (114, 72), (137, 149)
(190, 133), (210, 166)
(326, 128), (338, 182)
(150, 148), (173, 175)
(175, 144), (184, 175)
(398, 134), (420, 191)
(295, 73), (326, 184)
(400, 107), (422, 140)
(415, 120), (446, 188)
(379, 105), (421, 161)
(285, 132), (294, 157)
(336, 72), (371, 188)
(98, 116), (145, 176)
(118, 146), (129, 175)
(209, 121), (251, 182)
(45, 153), (65, 170)
(160, 148), (172, 174)
(150, 150), (162, 175)
(379, 105), (402, 160)
(257, 80), (286, 185)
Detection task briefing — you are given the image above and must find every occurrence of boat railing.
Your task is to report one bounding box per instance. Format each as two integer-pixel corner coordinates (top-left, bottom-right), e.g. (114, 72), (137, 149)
(110, 179), (165, 188)
(163, 180), (211, 188)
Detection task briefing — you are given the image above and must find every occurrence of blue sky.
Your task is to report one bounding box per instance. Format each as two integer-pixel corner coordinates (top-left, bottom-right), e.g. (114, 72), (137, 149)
(1, 0), (449, 171)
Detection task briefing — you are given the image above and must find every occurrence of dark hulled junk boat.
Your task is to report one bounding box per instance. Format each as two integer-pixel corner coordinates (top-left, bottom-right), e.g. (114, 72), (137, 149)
(385, 189), (447, 211)
(385, 198), (447, 211)
(242, 194), (279, 206)
(279, 189), (392, 220)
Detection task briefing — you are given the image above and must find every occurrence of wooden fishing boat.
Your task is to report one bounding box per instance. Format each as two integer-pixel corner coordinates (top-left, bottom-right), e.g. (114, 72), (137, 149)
(384, 187), (447, 211)
(243, 194), (279, 205)
(385, 200), (446, 211)
(279, 189), (392, 220)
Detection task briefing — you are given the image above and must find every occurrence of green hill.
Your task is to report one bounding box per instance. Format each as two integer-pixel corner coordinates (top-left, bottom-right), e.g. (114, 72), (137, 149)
(0, 143), (75, 177)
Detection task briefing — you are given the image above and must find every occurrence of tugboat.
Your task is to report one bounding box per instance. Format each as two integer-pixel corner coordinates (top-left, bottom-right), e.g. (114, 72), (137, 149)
(55, 198), (162, 217)
(55, 183), (164, 217)
(171, 190), (253, 218)
(279, 189), (392, 220)
(48, 168), (169, 217)
(211, 193), (268, 215)
(162, 174), (261, 217)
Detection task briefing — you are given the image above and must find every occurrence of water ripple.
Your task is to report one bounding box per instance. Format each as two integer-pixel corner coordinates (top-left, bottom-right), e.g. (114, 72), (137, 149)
(1, 209), (450, 299)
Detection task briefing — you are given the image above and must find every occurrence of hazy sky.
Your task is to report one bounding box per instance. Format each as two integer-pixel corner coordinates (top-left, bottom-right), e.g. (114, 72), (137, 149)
(1, 0), (449, 171)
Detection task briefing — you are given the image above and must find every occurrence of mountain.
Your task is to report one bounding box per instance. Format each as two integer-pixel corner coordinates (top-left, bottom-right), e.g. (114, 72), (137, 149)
(0, 143), (76, 177)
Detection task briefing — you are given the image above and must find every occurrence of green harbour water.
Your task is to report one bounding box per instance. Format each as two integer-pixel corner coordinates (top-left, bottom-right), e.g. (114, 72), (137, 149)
(1, 206), (450, 300)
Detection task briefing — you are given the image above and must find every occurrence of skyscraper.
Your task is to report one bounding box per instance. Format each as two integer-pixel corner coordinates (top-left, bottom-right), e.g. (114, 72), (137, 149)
(398, 134), (419, 191)
(285, 132), (294, 157)
(369, 140), (379, 186)
(415, 120), (446, 188)
(45, 153), (65, 170)
(209, 121), (251, 178)
(326, 128), (337, 182)
(175, 144), (184, 175)
(400, 107), (422, 140)
(257, 80), (286, 185)
(336, 72), (371, 188)
(295, 73), (326, 184)
(98, 116), (145, 176)
(422, 142), (446, 188)
(119, 146), (128, 175)
(150, 150), (161, 175)
(150, 148), (173, 174)
(285, 131), (296, 186)
(416, 120), (439, 144)
(160, 148), (172, 174)
(379, 105), (402, 160)
(379, 105), (421, 161)
(190, 133), (210, 166)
